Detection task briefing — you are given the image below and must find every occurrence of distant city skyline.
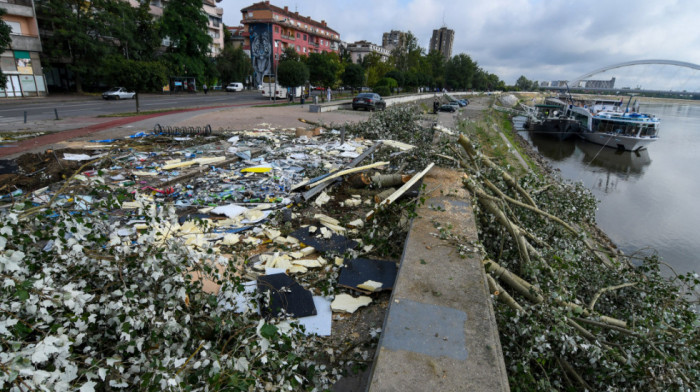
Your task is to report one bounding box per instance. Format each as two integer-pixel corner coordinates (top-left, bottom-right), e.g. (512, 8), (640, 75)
(218, 0), (700, 90)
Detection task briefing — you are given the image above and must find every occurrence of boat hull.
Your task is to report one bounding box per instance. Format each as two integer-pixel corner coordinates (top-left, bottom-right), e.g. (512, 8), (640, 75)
(579, 132), (657, 151)
(532, 118), (579, 141)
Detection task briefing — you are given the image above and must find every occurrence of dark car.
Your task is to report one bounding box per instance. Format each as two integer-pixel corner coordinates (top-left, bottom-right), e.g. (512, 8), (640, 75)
(352, 93), (386, 111)
(459, 99), (469, 106)
(438, 104), (456, 113)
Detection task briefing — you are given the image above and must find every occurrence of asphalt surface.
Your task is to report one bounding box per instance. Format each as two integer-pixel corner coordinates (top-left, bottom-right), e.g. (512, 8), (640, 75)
(0, 90), (263, 123)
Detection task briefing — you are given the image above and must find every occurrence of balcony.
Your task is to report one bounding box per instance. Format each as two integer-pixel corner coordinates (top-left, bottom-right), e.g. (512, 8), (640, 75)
(0, 0), (35, 17)
(10, 34), (42, 52)
(280, 34), (295, 41)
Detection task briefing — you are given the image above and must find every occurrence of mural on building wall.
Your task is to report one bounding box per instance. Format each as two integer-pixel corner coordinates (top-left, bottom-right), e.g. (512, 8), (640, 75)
(249, 24), (272, 87)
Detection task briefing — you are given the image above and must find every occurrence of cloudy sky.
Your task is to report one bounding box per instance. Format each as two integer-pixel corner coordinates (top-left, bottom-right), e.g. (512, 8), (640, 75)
(218, 0), (700, 90)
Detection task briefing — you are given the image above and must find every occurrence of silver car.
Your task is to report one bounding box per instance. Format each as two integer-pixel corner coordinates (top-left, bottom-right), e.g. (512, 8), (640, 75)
(102, 87), (136, 100)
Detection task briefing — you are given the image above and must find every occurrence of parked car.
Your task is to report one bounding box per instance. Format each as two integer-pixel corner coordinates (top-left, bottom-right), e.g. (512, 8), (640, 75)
(449, 100), (463, 108)
(102, 87), (135, 100)
(459, 99), (469, 106)
(438, 104), (456, 113)
(352, 93), (386, 111)
(226, 82), (244, 92)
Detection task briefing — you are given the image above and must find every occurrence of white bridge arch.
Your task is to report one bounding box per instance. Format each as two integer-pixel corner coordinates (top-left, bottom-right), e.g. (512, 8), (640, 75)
(569, 59), (700, 86)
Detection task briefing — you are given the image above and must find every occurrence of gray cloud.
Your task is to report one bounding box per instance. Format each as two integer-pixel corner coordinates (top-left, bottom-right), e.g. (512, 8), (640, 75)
(220, 0), (700, 87)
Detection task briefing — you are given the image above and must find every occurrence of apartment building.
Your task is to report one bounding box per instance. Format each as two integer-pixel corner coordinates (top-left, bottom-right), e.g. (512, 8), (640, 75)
(0, 0), (45, 98)
(129, 0), (224, 56)
(382, 30), (407, 52)
(429, 26), (454, 60)
(240, 1), (340, 87)
(345, 40), (390, 64)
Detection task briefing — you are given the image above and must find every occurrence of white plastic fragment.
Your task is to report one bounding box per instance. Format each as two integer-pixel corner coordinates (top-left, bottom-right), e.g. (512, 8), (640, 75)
(315, 191), (331, 206)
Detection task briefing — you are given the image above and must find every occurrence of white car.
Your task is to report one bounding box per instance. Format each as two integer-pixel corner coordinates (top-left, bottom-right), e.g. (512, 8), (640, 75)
(226, 82), (244, 92)
(102, 87), (136, 100)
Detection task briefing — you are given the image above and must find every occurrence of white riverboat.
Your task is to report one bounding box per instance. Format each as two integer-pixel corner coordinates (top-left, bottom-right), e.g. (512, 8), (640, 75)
(569, 98), (660, 152)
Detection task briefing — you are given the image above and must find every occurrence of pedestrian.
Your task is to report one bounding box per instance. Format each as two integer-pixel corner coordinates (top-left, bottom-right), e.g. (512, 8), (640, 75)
(203, 84), (208, 95)
(326, 87), (331, 102)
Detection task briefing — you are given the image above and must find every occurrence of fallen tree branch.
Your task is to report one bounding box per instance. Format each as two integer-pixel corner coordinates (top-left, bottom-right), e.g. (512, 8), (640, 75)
(588, 282), (637, 312)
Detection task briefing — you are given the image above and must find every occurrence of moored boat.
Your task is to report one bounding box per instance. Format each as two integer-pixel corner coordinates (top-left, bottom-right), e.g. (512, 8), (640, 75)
(523, 98), (579, 141)
(569, 98), (660, 152)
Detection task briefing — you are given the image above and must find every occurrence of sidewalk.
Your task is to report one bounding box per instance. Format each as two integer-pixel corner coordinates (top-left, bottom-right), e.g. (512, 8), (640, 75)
(367, 106), (509, 391)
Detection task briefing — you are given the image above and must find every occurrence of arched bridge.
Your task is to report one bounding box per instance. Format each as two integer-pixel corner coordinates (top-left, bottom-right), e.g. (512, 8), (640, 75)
(569, 59), (700, 87)
(543, 59), (700, 95)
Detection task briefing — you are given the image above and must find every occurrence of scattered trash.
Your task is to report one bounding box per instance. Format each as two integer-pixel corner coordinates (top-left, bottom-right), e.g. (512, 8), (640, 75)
(331, 293), (372, 314)
(257, 273), (317, 319)
(338, 258), (398, 293)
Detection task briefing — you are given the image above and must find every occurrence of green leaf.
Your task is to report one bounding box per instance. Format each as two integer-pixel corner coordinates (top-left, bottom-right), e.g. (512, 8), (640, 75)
(16, 289), (29, 301)
(260, 324), (277, 339)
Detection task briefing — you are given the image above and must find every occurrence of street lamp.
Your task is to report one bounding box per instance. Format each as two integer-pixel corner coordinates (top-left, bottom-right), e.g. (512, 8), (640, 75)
(274, 40), (280, 103)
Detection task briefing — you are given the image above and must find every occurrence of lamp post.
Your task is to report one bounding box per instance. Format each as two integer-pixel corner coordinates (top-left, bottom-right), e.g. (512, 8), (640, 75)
(274, 39), (280, 103)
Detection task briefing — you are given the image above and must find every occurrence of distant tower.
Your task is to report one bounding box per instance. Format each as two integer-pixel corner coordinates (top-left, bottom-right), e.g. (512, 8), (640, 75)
(382, 30), (407, 51)
(429, 27), (454, 59)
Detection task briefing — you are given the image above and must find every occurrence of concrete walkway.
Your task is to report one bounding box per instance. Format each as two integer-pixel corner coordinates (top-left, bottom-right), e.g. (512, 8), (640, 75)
(367, 105), (510, 391)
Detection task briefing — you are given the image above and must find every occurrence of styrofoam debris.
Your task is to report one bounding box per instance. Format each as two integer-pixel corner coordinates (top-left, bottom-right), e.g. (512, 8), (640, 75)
(331, 294), (372, 313)
(357, 280), (383, 292)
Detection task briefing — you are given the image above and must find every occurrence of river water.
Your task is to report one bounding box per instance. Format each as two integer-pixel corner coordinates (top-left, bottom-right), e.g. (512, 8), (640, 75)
(515, 102), (700, 276)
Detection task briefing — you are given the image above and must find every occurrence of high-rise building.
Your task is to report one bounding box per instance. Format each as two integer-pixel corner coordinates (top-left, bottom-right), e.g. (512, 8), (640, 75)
(240, 1), (340, 88)
(1, 0), (45, 98)
(429, 27), (454, 59)
(382, 30), (406, 52)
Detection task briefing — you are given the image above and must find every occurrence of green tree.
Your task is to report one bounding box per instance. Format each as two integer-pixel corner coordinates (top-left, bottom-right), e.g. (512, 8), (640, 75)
(425, 50), (446, 88)
(515, 75), (537, 91)
(375, 77), (397, 95)
(305, 52), (340, 88)
(445, 54), (478, 90)
(341, 63), (364, 92)
(280, 47), (301, 62)
(215, 46), (253, 86)
(385, 70), (404, 88)
(0, 9), (11, 87)
(277, 60), (308, 90)
(36, 0), (115, 92)
(103, 56), (168, 112)
(101, 0), (160, 62)
(159, 0), (212, 83)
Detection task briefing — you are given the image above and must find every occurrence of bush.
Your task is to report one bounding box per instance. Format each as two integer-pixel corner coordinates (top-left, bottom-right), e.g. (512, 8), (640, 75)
(373, 85), (391, 97)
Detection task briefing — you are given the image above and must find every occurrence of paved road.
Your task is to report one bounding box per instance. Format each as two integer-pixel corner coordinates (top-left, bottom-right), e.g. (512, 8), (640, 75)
(0, 90), (265, 124)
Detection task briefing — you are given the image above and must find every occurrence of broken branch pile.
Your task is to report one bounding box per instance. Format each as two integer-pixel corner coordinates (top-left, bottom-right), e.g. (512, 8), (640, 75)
(457, 131), (699, 390)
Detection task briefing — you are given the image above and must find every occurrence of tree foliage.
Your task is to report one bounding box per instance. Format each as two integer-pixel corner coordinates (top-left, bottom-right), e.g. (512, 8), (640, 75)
(277, 59), (309, 88)
(0, 8), (10, 86)
(305, 52), (340, 87)
(515, 75), (539, 91)
(215, 46), (253, 86)
(159, 0), (213, 82)
(341, 63), (364, 92)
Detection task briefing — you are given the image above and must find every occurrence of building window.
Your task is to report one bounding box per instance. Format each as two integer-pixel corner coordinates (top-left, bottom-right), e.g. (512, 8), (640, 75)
(275, 26), (279, 33)
(303, 34), (307, 41)
(247, 11), (253, 18)
(297, 32), (300, 38)
(6, 21), (21, 35)
(303, 47), (306, 53)
(296, 45), (300, 51)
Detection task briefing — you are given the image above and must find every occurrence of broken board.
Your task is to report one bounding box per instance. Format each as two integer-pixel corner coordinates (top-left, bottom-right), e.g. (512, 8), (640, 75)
(338, 258), (398, 293)
(257, 273), (317, 319)
(289, 226), (358, 254)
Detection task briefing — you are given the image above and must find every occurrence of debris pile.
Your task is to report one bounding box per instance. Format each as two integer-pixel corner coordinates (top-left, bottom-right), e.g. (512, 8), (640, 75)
(0, 108), (446, 390)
